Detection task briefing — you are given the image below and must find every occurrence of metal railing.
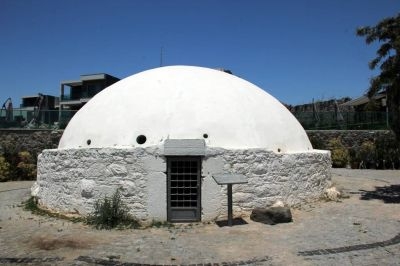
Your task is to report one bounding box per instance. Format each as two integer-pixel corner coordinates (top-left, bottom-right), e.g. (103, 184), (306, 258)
(0, 110), (77, 129)
(60, 94), (89, 101)
(293, 111), (390, 130)
(61, 92), (97, 101)
(0, 110), (392, 130)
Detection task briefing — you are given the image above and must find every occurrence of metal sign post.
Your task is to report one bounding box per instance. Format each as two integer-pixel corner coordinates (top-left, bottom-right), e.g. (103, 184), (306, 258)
(212, 174), (247, 226)
(227, 183), (233, 226)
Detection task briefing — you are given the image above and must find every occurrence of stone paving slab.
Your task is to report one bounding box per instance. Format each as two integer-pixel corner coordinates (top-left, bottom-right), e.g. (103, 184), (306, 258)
(0, 169), (399, 265)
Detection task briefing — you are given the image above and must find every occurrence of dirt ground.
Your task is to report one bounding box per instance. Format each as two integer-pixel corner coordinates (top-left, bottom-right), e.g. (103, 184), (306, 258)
(0, 169), (399, 265)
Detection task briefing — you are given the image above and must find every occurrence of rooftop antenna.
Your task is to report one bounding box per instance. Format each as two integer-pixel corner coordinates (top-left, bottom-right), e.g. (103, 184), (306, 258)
(160, 47), (163, 67)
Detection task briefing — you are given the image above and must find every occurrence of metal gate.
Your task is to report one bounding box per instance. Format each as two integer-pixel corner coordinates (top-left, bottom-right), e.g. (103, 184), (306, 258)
(167, 157), (201, 222)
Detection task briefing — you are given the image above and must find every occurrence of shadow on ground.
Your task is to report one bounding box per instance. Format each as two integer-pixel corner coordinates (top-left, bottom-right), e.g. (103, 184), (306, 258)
(360, 184), (400, 203)
(215, 218), (248, 227)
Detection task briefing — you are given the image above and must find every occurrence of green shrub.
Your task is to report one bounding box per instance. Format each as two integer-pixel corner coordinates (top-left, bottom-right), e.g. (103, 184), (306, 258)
(328, 138), (349, 168)
(0, 156), (10, 182)
(309, 135), (326, 149)
(16, 151), (36, 180)
(24, 196), (40, 212)
(348, 147), (360, 169)
(86, 189), (139, 230)
(0, 147), (37, 181)
(375, 135), (400, 169)
(358, 141), (377, 168)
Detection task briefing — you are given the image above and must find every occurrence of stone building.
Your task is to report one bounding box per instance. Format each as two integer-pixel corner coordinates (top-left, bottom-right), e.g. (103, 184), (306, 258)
(33, 66), (331, 223)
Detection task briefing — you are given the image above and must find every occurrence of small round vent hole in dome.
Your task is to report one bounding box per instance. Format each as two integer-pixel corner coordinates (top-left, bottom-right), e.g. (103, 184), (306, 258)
(136, 135), (147, 145)
(87, 139), (91, 145)
(203, 133), (208, 139)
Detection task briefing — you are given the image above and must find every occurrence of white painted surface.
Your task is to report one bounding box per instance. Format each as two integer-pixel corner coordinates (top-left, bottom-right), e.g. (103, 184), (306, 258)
(34, 147), (331, 222)
(147, 172), (167, 220)
(59, 66), (312, 152)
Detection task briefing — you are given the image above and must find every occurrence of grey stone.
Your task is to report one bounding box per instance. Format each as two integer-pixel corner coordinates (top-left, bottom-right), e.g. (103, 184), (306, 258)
(35, 147), (330, 221)
(250, 207), (293, 225)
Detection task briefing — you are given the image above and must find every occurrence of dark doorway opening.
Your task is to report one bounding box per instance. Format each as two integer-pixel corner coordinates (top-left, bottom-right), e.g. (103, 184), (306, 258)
(167, 157), (201, 222)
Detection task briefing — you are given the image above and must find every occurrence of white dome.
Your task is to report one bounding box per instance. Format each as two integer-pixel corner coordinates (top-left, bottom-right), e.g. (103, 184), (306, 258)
(59, 66), (312, 152)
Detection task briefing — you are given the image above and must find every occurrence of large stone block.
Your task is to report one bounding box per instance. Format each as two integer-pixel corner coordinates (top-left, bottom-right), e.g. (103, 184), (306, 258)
(250, 207), (293, 225)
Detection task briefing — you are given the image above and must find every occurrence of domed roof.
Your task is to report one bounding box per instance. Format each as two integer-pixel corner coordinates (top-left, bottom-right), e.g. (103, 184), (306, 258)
(59, 66), (312, 152)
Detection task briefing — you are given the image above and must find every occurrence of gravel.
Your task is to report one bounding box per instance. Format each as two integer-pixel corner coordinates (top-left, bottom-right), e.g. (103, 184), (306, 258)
(0, 169), (399, 265)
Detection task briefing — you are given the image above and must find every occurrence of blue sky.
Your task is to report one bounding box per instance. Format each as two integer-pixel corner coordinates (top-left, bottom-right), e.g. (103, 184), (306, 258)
(0, 0), (399, 106)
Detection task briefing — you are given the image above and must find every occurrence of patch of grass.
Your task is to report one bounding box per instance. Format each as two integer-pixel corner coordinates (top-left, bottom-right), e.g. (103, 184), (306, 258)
(24, 194), (180, 230)
(150, 220), (174, 228)
(86, 189), (140, 230)
(23, 197), (84, 223)
(24, 196), (39, 212)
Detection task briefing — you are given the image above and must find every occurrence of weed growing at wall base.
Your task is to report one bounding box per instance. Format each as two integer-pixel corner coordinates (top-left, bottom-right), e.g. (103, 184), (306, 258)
(150, 219), (174, 228)
(86, 189), (140, 230)
(24, 197), (84, 222)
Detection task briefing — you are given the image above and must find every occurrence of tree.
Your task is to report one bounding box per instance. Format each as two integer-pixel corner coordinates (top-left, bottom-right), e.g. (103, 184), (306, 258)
(357, 13), (400, 141)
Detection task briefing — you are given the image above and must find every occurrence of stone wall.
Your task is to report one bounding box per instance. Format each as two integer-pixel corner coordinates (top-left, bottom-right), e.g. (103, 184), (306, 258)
(1, 129), (394, 157)
(307, 130), (396, 150)
(33, 147), (165, 221)
(0, 129), (62, 158)
(203, 148), (331, 220)
(34, 147), (331, 222)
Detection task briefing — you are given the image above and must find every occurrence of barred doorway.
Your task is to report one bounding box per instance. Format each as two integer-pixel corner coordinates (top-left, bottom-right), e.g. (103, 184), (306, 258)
(167, 157), (201, 222)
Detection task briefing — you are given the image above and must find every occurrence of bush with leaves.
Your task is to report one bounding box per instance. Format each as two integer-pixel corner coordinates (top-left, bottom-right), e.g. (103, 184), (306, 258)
(327, 138), (349, 168)
(16, 151), (36, 180)
(0, 156), (10, 182)
(86, 189), (139, 230)
(375, 135), (400, 169)
(0, 148), (38, 181)
(358, 141), (377, 169)
(309, 135), (326, 150)
(348, 147), (360, 169)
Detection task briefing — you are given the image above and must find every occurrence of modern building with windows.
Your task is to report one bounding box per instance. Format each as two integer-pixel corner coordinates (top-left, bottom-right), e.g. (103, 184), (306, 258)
(340, 92), (389, 129)
(19, 94), (59, 125)
(59, 73), (120, 126)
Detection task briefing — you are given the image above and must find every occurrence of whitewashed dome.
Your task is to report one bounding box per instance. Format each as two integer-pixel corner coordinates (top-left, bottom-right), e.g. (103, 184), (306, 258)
(59, 65), (312, 152)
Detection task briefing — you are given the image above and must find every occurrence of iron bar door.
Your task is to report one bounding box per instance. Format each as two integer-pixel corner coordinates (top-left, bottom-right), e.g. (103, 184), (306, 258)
(167, 157), (201, 222)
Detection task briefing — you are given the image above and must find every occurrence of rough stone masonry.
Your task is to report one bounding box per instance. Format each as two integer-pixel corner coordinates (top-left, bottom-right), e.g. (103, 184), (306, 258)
(33, 146), (331, 223)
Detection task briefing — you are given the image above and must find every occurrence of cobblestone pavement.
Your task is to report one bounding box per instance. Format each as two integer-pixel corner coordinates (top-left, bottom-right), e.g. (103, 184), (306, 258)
(0, 169), (399, 265)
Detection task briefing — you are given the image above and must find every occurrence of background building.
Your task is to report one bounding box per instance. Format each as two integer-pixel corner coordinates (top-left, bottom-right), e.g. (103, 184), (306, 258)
(59, 73), (120, 127)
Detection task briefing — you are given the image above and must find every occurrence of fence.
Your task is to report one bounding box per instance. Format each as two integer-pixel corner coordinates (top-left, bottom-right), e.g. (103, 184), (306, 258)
(0, 109), (392, 130)
(0, 110), (77, 129)
(293, 111), (390, 130)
